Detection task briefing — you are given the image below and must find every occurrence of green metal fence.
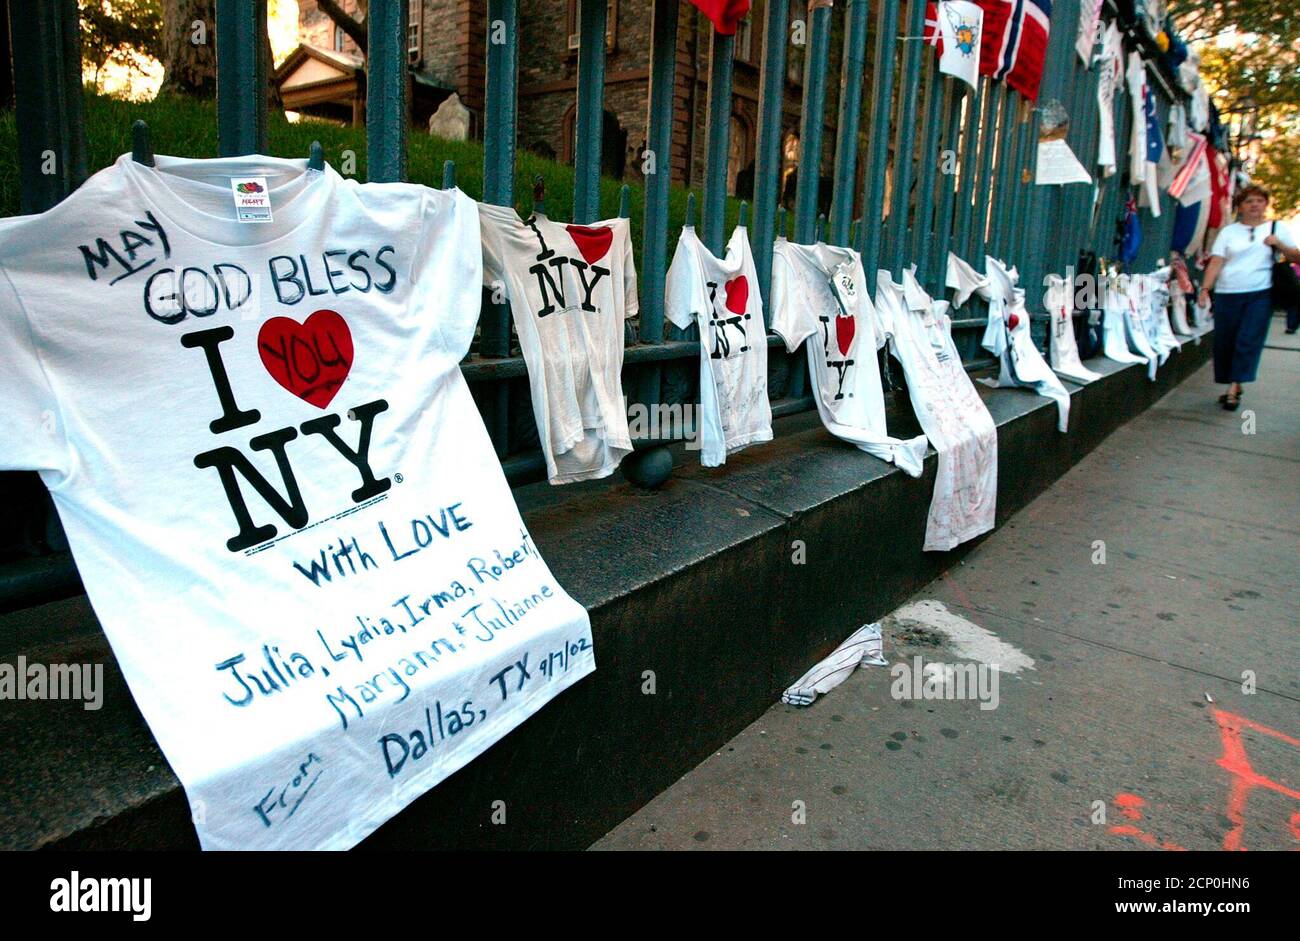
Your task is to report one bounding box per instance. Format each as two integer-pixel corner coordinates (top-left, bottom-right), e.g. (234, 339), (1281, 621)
(0, 0), (1189, 611)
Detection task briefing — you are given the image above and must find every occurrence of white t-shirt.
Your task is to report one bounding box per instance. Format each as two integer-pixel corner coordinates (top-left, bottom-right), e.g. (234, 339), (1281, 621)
(1095, 22), (1123, 176)
(1044, 274), (1102, 383)
(479, 205), (636, 483)
(769, 240), (928, 476)
(945, 251), (989, 309)
(665, 225), (772, 466)
(1209, 221), (1296, 294)
(0, 154), (595, 850)
(874, 271), (997, 552)
(979, 257), (1071, 432)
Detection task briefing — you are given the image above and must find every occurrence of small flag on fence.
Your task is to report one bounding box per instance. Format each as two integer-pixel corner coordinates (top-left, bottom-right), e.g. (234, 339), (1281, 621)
(925, 1), (985, 90)
(688, 0), (752, 36)
(978, 0), (1053, 101)
(1169, 131), (1209, 206)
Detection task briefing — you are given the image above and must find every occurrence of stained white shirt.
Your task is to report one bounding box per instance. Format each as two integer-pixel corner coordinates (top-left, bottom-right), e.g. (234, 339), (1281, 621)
(875, 270), (997, 552)
(769, 239), (928, 476)
(480, 205), (637, 483)
(665, 225), (772, 466)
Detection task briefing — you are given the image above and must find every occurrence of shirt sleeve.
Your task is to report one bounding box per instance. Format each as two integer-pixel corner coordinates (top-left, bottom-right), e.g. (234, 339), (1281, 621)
(1209, 226), (1229, 258)
(1275, 221), (1297, 250)
(768, 250), (812, 351)
(664, 236), (702, 332)
(621, 222), (639, 321)
(477, 201), (511, 288)
(415, 188), (483, 361)
(0, 261), (72, 475)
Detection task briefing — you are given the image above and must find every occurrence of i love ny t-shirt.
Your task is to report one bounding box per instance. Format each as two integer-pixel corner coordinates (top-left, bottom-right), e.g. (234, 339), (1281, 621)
(0, 153), (594, 850)
(479, 205), (636, 484)
(665, 225), (772, 466)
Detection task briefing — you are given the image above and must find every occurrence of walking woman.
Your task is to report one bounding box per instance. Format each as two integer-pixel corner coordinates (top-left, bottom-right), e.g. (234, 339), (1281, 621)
(1198, 184), (1300, 409)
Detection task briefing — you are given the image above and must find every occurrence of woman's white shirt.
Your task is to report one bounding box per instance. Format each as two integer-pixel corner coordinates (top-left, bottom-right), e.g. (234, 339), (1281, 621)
(1209, 220), (1295, 293)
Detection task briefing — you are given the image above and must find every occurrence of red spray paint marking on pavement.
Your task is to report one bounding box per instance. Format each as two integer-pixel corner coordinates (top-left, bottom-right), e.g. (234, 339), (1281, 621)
(1211, 709), (1300, 852)
(1107, 792), (1186, 851)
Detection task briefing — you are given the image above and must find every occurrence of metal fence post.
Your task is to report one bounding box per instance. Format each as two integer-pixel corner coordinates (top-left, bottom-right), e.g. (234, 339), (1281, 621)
(11, 0), (86, 213)
(752, 0), (791, 313)
(215, 0), (268, 158)
(859, 0), (899, 287)
(888, 0), (927, 274)
(573, 0), (609, 224)
(641, 0), (679, 349)
(793, 0), (833, 243)
(702, 29), (735, 254)
(829, 0), (871, 246)
(480, 0), (520, 458)
(951, 77), (985, 266)
(911, 63), (946, 284)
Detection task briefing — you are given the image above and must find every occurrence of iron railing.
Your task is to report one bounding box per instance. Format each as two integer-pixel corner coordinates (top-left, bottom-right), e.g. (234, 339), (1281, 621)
(0, 0), (1189, 611)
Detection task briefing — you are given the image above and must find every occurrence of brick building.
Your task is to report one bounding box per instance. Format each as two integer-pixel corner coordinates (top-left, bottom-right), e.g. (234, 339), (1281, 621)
(290, 1), (853, 201)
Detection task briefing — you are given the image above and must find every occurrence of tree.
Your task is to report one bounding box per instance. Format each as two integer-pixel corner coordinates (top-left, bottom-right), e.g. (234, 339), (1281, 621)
(79, 0), (163, 91)
(1169, 0), (1300, 212)
(157, 0), (280, 109)
(316, 0), (367, 54)
(159, 0), (216, 97)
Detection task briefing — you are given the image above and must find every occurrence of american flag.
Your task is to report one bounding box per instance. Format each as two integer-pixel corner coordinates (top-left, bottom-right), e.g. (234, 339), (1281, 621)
(977, 0), (1053, 101)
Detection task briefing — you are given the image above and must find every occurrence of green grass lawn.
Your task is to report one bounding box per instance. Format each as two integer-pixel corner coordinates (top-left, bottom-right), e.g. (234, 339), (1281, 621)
(0, 90), (753, 272)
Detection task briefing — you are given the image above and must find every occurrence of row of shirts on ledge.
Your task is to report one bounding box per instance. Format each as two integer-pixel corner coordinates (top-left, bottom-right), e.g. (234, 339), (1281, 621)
(479, 202), (1149, 553)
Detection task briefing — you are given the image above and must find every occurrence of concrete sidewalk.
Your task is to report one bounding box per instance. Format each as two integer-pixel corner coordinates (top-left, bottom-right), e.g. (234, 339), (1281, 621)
(594, 320), (1299, 851)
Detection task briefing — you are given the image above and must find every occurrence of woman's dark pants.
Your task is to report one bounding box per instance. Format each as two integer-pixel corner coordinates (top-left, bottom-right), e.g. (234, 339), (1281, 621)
(1212, 289), (1273, 383)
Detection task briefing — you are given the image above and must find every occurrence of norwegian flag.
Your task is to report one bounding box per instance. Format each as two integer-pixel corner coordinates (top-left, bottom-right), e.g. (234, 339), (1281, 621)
(977, 0), (1053, 101)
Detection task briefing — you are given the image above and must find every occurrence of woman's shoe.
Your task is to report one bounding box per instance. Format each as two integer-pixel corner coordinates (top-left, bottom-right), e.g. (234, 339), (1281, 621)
(1223, 392), (1241, 411)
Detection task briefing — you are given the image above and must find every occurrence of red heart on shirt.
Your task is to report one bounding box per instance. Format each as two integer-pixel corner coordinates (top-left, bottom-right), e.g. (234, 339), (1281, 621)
(566, 224), (613, 264)
(835, 312), (856, 356)
(1007, 312), (1021, 330)
(257, 309), (353, 408)
(724, 275), (749, 314)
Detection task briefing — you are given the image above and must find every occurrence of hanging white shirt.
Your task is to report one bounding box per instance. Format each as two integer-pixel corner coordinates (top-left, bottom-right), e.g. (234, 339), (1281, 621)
(945, 251), (989, 309)
(1095, 23), (1124, 176)
(875, 270), (997, 552)
(0, 153), (595, 850)
(769, 239), (928, 476)
(479, 205), (637, 484)
(1101, 279), (1152, 373)
(665, 225), (772, 466)
(1045, 274), (1102, 382)
(978, 257), (1071, 432)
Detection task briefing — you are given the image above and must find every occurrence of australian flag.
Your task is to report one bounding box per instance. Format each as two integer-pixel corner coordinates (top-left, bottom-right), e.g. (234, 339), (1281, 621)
(977, 0), (1052, 101)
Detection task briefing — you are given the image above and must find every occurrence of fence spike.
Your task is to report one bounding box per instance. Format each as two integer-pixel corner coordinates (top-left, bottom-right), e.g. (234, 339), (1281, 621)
(308, 141), (324, 172)
(442, 160), (456, 189)
(776, 205), (786, 239)
(850, 218), (861, 248)
(619, 184), (630, 219)
(738, 200), (748, 228)
(816, 213), (827, 243)
(131, 120), (154, 167)
(686, 192), (696, 227)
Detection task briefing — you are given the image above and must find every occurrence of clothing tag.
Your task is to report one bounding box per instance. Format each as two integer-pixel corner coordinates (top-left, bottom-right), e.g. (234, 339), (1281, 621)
(230, 176), (272, 223)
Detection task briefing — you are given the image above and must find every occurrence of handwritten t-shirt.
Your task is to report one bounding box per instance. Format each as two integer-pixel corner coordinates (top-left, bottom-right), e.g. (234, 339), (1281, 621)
(665, 225), (772, 466)
(979, 257), (1071, 433)
(874, 271), (998, 552)
(769, 239), (927, 476)
(0, 153), (594, 850)
(479, 205), (636, 484)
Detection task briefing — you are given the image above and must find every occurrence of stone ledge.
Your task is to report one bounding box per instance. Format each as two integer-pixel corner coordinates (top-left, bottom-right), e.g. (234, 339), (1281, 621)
(0, 340), (1212, 850)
